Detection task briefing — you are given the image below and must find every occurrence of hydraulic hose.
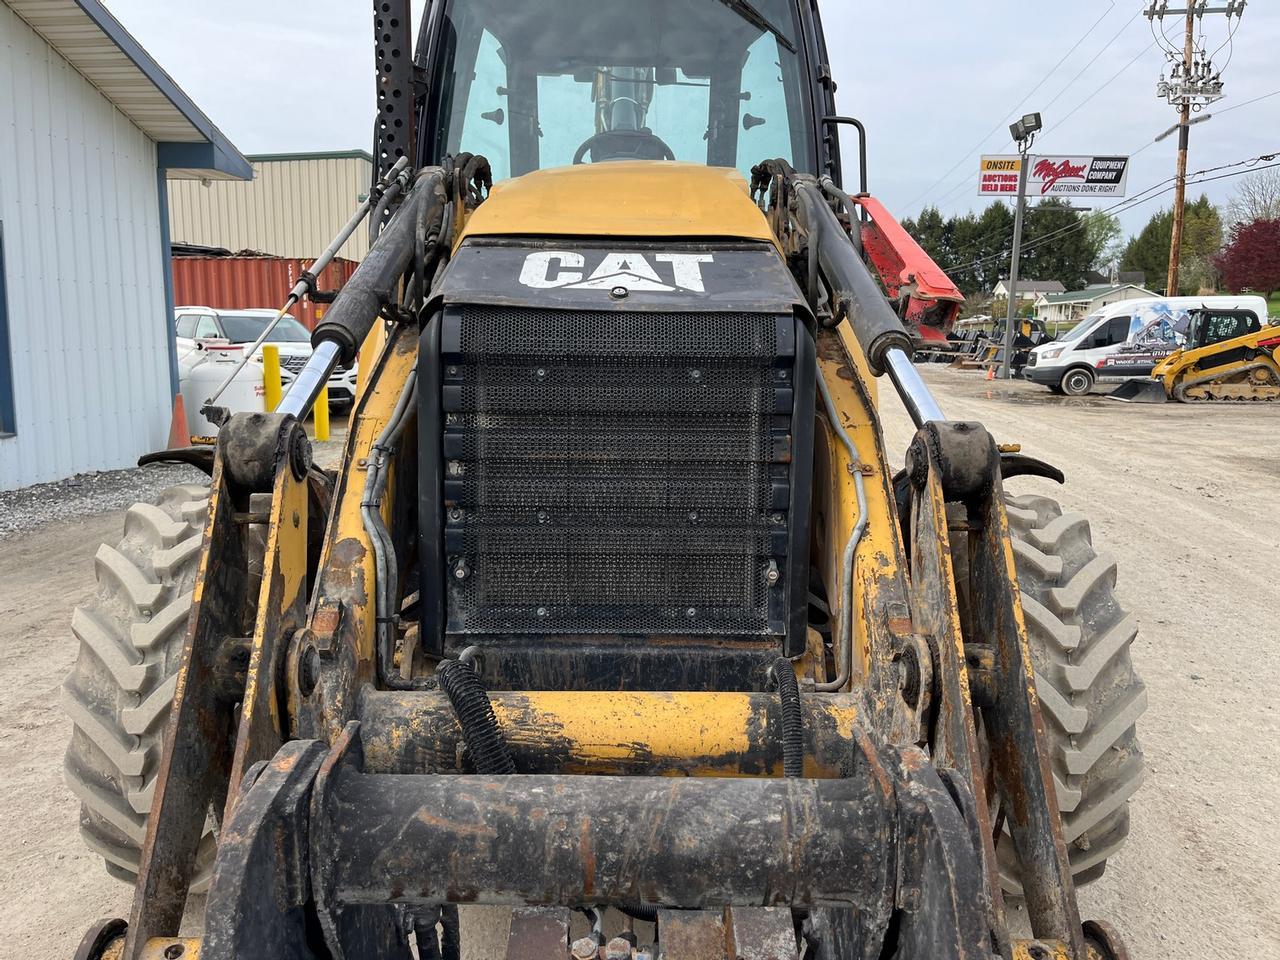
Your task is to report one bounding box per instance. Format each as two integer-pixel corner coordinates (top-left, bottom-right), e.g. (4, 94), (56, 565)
(412, 905), (460, 960)
(361, 368), (419, 688)
(813, 369), (868, 694)
(435, 659), (516, 775)
(771, 658), (804, 778)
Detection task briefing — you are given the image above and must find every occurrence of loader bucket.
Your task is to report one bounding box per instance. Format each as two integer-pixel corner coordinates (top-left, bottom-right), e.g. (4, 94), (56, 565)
(1108, 378), (1169, 403)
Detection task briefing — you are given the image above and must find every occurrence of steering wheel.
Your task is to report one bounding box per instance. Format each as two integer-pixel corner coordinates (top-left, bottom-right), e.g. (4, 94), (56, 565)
(573, 128), (676, 164)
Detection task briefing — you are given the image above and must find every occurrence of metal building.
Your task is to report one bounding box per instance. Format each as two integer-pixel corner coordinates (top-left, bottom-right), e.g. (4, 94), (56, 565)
(167, 151), (375, 262)
(0, 0), (250, 491)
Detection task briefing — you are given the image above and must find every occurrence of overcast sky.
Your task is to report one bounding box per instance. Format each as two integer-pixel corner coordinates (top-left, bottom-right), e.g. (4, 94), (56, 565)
(104, 0), (1279, 237)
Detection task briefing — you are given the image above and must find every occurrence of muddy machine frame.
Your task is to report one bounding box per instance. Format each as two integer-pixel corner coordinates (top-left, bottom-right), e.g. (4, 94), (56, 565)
(76, 3), (1129, 959)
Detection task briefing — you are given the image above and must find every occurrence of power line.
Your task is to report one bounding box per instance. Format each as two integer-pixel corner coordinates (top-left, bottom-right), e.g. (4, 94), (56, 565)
(954, 160), (1278, 275)
(934, 150), (1279, 274)
(1215, 88), (1280, 117)
(1038, 6), (1144, 116)
(1040, 38), (1158, 139)
(900, 2), (1118, 213)
(1127, 88), (1280, 161)
(923, 14), (1167, 216)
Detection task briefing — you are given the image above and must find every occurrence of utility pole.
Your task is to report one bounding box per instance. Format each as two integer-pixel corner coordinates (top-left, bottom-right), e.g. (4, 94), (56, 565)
(1145, 1), (1244, 295)
(1002, 113), (1041, 380)
(1166, 8), (1194, 296)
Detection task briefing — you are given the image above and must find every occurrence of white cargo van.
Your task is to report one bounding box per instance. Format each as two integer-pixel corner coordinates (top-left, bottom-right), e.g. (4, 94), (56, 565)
(1023, 295), (1269, 395)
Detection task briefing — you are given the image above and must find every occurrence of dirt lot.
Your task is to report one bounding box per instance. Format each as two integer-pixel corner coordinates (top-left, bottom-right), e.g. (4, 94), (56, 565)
(2, 371), (1278, 959)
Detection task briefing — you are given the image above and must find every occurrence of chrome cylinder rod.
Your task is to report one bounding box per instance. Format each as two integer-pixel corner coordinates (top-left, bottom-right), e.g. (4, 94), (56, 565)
(884, 347), (946, 427)
(275, 340), (343, 420)
(202, 156), (411, 409)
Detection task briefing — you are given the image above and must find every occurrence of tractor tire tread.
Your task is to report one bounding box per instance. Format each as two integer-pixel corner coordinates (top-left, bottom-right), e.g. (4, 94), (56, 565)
(62, 484), (216, 891)
(999, 493), (1146, 892)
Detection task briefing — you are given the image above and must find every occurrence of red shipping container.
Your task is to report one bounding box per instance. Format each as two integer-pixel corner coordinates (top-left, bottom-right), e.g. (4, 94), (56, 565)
(171, 256), (360, 330)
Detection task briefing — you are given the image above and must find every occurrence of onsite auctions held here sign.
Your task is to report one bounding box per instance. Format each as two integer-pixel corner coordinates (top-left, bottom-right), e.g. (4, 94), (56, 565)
(979, 155), (1130, 198)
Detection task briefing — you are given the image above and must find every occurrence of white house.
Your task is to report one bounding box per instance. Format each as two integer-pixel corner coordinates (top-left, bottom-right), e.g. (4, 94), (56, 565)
(991, 280), (1065, 302)
(0, 0), (250, 490)
(1034, 283), (1158, 329)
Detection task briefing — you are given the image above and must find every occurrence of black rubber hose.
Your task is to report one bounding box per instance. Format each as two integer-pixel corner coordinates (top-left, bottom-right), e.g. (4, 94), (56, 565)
(772, 658), (805, 779)
(435, 659), (516, 775)
(413, 909), (442, 960)
(440, 904), (461, 960)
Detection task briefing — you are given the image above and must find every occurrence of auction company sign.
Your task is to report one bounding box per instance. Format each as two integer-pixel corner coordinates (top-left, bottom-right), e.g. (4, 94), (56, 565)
(978, 155), (1129, 198)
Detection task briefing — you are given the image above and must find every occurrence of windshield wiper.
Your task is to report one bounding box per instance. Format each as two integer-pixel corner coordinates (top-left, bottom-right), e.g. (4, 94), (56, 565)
(715, 0), (796, 53)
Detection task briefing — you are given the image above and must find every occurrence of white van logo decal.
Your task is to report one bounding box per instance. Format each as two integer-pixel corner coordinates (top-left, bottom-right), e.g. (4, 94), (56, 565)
(519, 251), (713, 293)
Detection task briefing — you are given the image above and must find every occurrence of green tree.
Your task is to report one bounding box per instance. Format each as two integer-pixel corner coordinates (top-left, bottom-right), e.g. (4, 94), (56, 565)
(1120, 196), (1222, 294)
(1020, 198), (1094, 290)
(1083, 211), (1124, 271)
(1120, 209), (1172, 290)
(904, 206), (949, 266)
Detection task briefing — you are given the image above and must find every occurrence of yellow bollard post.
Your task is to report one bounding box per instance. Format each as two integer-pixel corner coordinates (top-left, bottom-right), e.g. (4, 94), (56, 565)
(355, 321), (386, 405)
(262, 344), (282, 412)
(314, 384), (330, 442)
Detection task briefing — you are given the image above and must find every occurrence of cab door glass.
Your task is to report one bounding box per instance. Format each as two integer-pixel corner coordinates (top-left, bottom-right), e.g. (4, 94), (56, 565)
(736, 32), (795, 170)
(174, 314), (198, 339)
(455, 29), (511, 181)
(195, 315), (220, 339)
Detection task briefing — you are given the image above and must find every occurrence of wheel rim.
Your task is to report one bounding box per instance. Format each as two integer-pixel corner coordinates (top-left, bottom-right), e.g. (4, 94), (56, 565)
(1064, 371), (1091, 394)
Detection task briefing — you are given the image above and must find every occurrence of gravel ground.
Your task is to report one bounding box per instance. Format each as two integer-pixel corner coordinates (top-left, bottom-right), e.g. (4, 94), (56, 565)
(0, 464), (208, 541)
(1, 382), (1277, 959)
(0, 418), (348, 541)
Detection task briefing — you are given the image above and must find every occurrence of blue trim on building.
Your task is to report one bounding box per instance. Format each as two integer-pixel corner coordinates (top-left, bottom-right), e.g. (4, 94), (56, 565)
(0, 221), (14, 436)
(157, 141), (252, 181)
(73, 0), (252, 181)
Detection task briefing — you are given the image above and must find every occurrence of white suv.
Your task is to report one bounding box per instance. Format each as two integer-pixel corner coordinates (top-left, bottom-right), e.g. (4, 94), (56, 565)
(174, 307), (358, 408)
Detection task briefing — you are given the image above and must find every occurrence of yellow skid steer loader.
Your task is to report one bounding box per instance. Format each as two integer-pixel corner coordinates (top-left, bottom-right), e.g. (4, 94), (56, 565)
(1110, 305), (1280, 402)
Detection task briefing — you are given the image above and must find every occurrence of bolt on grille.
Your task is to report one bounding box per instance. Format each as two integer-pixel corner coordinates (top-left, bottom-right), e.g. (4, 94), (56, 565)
(440, 305), (796, 637)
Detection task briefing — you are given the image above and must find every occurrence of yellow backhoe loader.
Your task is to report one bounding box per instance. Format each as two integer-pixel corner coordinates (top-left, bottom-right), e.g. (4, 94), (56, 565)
(63, 2), (1146, 958)
(1110, 305), (1280, 402)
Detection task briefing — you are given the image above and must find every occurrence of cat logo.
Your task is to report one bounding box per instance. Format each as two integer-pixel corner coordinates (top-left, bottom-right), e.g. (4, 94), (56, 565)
(519, 250), (713, 293)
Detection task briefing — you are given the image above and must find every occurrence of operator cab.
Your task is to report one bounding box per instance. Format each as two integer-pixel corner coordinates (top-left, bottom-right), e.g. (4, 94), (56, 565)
(420, 0), (830, 181)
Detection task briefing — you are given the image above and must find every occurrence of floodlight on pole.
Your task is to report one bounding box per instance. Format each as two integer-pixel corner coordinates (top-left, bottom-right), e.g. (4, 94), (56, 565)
(1009, 112), (1043, 145)
(1000, 112), (1041, 380)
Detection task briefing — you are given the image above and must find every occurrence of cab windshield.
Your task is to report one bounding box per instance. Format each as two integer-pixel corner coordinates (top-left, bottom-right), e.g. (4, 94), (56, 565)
(1060, 314), (1101, 343)
(426, 0), (815, 182)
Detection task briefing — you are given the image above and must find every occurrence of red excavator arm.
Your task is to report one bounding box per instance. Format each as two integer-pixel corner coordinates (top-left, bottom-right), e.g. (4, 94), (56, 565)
(850, 194), (963, 344)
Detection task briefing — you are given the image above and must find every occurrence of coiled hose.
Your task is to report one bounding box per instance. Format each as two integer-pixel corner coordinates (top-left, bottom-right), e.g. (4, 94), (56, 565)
(772, 658), (804, 779)
(435, 659), (516, 775)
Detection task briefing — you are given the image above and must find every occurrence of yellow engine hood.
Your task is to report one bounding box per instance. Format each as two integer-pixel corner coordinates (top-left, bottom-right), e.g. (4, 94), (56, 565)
(456, 162), (777, 248)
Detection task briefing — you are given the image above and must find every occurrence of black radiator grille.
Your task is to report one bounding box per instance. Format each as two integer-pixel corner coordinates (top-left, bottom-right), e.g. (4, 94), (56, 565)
(441, 305), (795, 636)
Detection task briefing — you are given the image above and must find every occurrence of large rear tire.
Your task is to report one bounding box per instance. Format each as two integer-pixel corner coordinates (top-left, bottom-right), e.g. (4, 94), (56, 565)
(61, 484), (217, 888)
(999, 493), (1147, 893)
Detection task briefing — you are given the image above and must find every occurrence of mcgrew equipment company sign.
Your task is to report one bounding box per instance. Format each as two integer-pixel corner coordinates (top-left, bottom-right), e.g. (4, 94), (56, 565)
(979, 155), (1130, 198)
